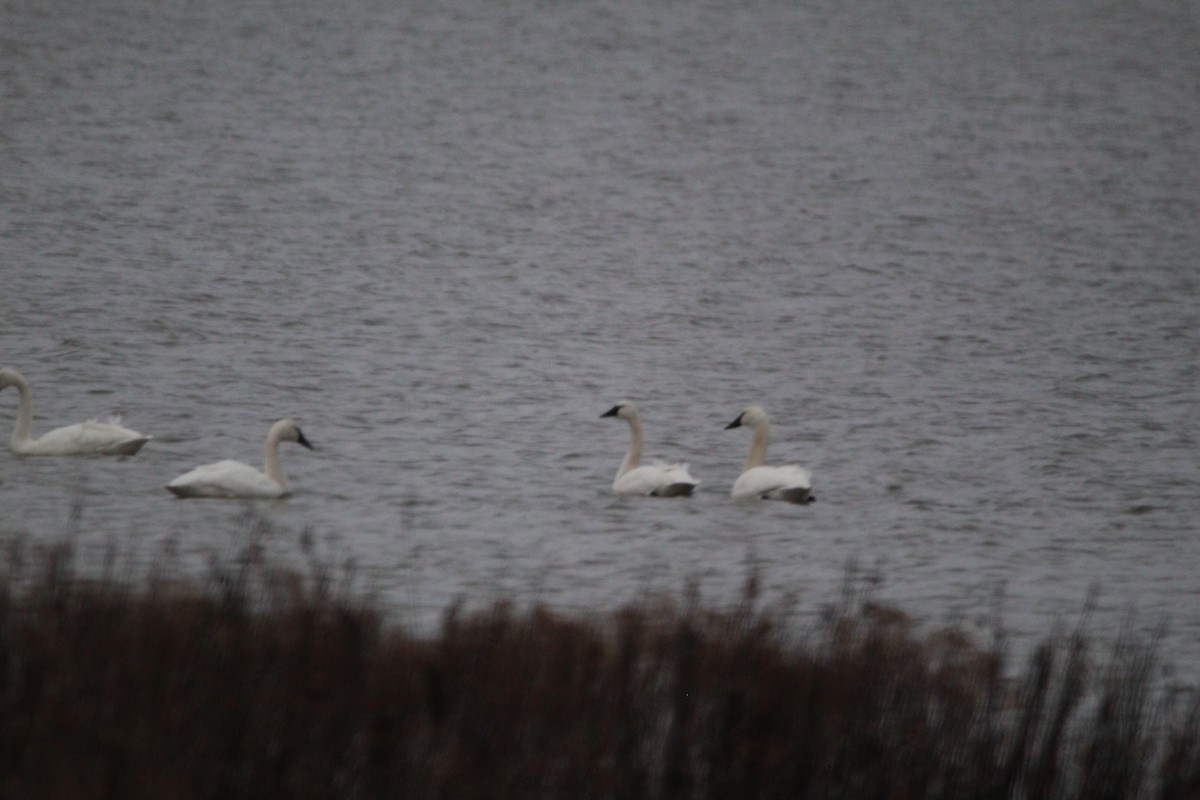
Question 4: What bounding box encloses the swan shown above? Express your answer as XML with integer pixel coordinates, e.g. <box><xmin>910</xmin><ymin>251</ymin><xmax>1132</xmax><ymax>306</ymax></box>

<box><xmin>725</xmin><ymin>406</ymin><xmax>815</xmax><ymax>504</ymax></box>
<box><xmin>166</xmin><ymin>419</ymin><xmax>314</xmax><ymax>499</ymax></box>
<box><xmin>601</xmin><ymin>401</ymin><xmax>698</xmax><ymax>497</ymax></box>
<box><xmin>0</xmin><ymin>367</ymin><xmax>150</xmax><ymax>456</ymax></box>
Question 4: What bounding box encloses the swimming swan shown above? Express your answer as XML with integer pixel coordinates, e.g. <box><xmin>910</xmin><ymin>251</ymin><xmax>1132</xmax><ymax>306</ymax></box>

<box><xmin>725</xmin><ymin>406</ymin><xmax>814</xmax><ymax>504</ymax></box>
<box><xmin>0</xmin><ymin>367</ymin><xmax>150</xmax><ymax>456</ymax></box>
<box><xmin>166</xmin><ymin>419</ymin><xmax>314</xmax><ymax>499</ymax></box>
<box><xmin>601</xmin><ymin>401</ymin><xmax>698</xmax><ymax>497</ymax></box>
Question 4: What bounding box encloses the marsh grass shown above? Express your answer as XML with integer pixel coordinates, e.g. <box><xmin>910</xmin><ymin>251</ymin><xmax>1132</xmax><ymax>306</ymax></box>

<box><xmin>0</xmin><ymin>535</ymin><xmax>1197</xmax><ymax>799</ymax></box>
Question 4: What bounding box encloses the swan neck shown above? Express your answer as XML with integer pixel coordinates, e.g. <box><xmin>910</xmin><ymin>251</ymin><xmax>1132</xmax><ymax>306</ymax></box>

<box><xmin>5</xmin><ymin>374</ymin><xmax>34</xmax><ymax>447</ymax></box>
<box><xmin>744</xmin><ymin>422</ymin><xmax>769</xmax><ymax>472</ymax></box>
<box><xmin>263</xmin><ymin>427</ymin><xmax>288</xmax><ymax>489</ymax></box>
<box><xmin>618</xmin><ymin>415</ymin><xmax>644</xmax><ymax>478</ymax></box>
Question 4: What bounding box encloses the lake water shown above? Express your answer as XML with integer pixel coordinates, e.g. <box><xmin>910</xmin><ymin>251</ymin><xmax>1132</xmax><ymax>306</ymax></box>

<box><xmin>2</xmin><ymin>0</ymin><xmax>1197</xmax><ymax>682</ymax></box>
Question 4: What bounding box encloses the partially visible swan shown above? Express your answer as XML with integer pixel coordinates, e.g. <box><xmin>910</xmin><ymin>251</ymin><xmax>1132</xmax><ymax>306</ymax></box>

<box><xmin>0</xmin><ymin>367</ymin><xmax>150</xmax><ymax>456</ymax></box>
<box><xmin>601</xmin><ymin>401</ymin><xmax>698</xmax><ymax>497</ymax></box>
<box><xmin>166</xmin><ymin>419</ymin><xmax>314</xmax><ymax>499</ymax></box>
<box><xmin>725</xmin><ymin>406</ymin><xmax>814</xmax><ymax>504</ymax></box>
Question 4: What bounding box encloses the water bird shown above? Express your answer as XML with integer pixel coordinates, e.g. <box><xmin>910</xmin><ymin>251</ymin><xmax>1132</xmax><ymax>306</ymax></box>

<box><xmin>166</xmin><ymin>419</ymin><xmax>314</xmax><ymax>498</ymax></box>
<box><xmin>601</xmin><ymin>401</ymin><xmax>698</xmax><ymax>497</ymax></box>
<box><xmin>725</xmin><ymin>406</ymin><xmax>814</xmax><ymax>503</ymax></box>
<box><xmin>0</xmin><ymin>367</ymin><xmax>150</xmax><ymax>456</ymax></box>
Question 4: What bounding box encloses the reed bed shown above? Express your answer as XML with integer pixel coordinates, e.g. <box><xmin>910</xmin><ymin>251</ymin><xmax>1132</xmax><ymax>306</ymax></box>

<box><xmin>0</xmin><ymin>535</ymin><xmax>1197</xmax><ymax>800</ymax></box>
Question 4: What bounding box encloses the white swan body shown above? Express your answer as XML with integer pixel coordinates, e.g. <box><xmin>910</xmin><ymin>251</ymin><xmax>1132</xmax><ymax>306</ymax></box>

<box><xmin>725</xmin><ymin>406</ymin><xmax>814</xmax><ymax>504</ymax></box>
<box><xmin>602</xmin><ymin>401</ymin><xmax>698</xmax><ymax>497</ymax></box>
<box><xmin>0</xmin><ymin>368</ymin><xmax>150</xmax><ymax>456</ymax></box>
<box><xmin>166</xmin><ymin>419</ymin><xmax>314</xmax><ymax>499</ymax></box>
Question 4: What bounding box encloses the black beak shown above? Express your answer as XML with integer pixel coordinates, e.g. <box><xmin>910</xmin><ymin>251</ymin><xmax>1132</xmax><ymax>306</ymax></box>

<box><xmin>601</xmin><ymin>406</ymin><xmax>621</xmax><ymax>418</ymax></box>
<box><xmin>296</xmin><ymin>429</ymin><xmax>315</xmax><ymax>450</ymax></box>
<box><xmin>724</xmin><ymin>415</ymin><xmax>743</xmax><ymax>430</ymax></box>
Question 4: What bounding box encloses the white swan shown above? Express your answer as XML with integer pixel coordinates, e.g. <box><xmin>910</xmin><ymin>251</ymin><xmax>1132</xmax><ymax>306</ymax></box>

<box><xmin>0</xmin><ymin>367</ymin><xmax>150</xmax><ymax>456</ymax></box>
<box><xmin>601</xmin><ymin>401</ymin><xmax>698</xmax><ymax>497</ymax></box>
<box><xmin>166</xmin><ymin>419</ymin><xmax>314</xmax><ymax>499</ymax></box>
<box><xmin>725</xmin><ymin>406</ymin><xmax>814</xmax><ymax>504</ymax></box>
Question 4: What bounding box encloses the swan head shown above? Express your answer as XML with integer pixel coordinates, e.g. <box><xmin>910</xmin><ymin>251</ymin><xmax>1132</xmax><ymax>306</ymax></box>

<box><xmin>725</xmin><ymin>405</ymin><xmax>768</xmax><ymax>430</ymax></box>
<box><xmin>274</xmin><ymin>419</ymin><xmax>315</xmax><ymax>450</ymax></box>
<box><xmin>601</xmin><ymin>400</ymin><xmax>638</xmax><ymax>421</ymax></box>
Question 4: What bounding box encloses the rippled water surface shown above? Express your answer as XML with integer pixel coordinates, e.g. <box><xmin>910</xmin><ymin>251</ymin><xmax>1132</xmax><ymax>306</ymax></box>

<box><xmin>3</xmin><ymin>0</ymin><xmax>1198</xmax><ymax>676</ymax></box>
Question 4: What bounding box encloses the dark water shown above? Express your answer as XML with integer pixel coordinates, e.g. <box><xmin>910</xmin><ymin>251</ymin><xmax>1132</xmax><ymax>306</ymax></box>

<box><xmin>2</xmin><ymin>0</ymin><xmax>1198</xmax><ymax>679</ymax></box>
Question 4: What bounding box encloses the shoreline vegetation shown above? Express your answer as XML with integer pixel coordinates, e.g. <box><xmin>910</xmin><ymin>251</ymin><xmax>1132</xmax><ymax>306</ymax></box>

<box><xmin>1</xmin><ymin>533</ymin><xmax>1198</xmax><ymax>799</ymax></box>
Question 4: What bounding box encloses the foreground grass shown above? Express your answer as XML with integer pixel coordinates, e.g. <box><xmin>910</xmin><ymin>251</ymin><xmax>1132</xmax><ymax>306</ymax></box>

<box><xmin>0</xmin><ymin>538</ymin><xmax>1198</xmax><ymax>799</ymax></box>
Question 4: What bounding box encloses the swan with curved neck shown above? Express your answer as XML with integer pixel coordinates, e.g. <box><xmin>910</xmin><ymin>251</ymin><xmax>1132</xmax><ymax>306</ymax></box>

<box><xmin>166</xmin><ymin>419</ymin><xmax>314</xmax><ymax>498</ymax></box>
<box><xmin>725</xmin><ymin>406</ymin><xmax>814</xmax><ymax>503</ymax></box>
<box><xmin>0</xmin><ymin>367</ymin><xmax>150</xmax><ymax>456</ymax></box>
<box><xmin>601</xmin><ymin>401</ymin><xmax>698</xmax><ymax>497</ymax></box>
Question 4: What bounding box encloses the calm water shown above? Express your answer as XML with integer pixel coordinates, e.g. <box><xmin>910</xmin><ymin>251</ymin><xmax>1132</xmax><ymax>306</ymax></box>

<box><xmin>2</xmin><ymin>0</ymin><xmax>1198</xmax><ymax>678</ymax></box>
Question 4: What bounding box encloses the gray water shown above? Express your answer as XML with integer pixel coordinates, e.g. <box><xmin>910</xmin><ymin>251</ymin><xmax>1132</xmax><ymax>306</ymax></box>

<box><xmin>2</xmin><ymin>0</ymin><xmax>1198</xmax><ymax>679</ymax></box>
